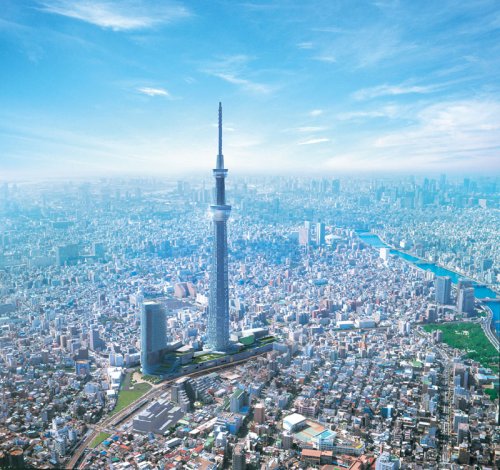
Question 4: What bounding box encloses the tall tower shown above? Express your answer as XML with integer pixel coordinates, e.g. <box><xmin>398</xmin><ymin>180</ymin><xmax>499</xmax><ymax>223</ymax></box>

<box><xmin>207</xmin><ymin>102</ymin><xmax>231</xmax><ymax>351</ymax></box>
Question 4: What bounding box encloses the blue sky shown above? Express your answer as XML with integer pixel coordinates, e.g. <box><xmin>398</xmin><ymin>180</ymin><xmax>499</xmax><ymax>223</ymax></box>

<box><xmin>1</xmin><ymin>0</ymin><xmax>499</xmax><ymax>178</ymax></box>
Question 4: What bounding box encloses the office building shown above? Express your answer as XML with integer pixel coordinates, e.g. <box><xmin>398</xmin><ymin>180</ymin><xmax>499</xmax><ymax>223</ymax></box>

<box><xmin>140</xmin><ymin>301</ymin><xmax>167</xmax><ymax>374</ymax></box>
<box><xmin>298</xmin><ymin>226</ymin><xmax>310</xmax><ymax>246</ymax></box>
<box><xmin>230</xmin><ymin>388</ymin><xmax>248</xmax><ymax>413</ymax></box>
<box><xmin>254</xmin><ymin>403</ymin><xmax>265</xmax><ymax>424</ymax></box>
<box><xmin>299</xmin><ymin>221</ymin><xmax>312</xmax><ymax>246</ymax></box>
<box><xmin>282</xmin><ymin>431</ymin><xmax>294</xmax><ymax>450</ymax></box>
<box><xmin>453</xmin><ymin>411</ymin><xmax>469</xmax><ymax>433</ymax></box>
<box><xmin>380</xmin><ymin>247</ymin><xmax>390</xmax><ymax>261</ymax></box>
<box><xmin>315</xmin><ymin>222</ymin><xmax>325</xmax><ymax>245</ymax></box>
<box><xmin>457</xmin><ymin>287</ymin><xmax>475</xmax><ymax>316</ymax></box>
<box><xmin>435</xmin><ymin>276</ymin><xmax>451</xmax><ymax>304</ymax></box>
<box><xmin>89</xmin><ymin>328</ymin><xmax>103</xmax><ymax>351</ymax></box>
<box><xmin>56</xmin><ymin>243</ymin><xmax>80</xmax><ymax>266</ymax></box>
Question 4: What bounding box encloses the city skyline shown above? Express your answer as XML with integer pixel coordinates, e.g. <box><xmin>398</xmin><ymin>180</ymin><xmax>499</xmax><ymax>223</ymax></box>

<box><xmin>0</xmin><ymin>169</ymin><xmax>498</xmax><ymax>467</ymax></box>
<box><xmin>1</xmin><ymin>0</ymin><xmax>500</xmax><ymax>178</ymax></box>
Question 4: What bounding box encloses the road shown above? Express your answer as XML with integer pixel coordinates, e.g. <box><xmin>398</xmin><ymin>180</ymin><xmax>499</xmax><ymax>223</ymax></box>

<box><xmin>66</xmin><ymin>352</ymin><xmax>268</xmax><ymax>469</ymax></box>
<box><xmin>478</xmin><ymin>308</ymin><xmax>500</xmax><ymax>351</ymax></box>
<box><xmin>417</xmin><ymin>327</ymin><xmax>454</xmax><ymax>464</ymax></box>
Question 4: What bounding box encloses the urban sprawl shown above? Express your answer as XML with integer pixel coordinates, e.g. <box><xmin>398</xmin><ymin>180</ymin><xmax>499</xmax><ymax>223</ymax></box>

<box><xmin>0</xmin><ymin>167</ymin><xmax>499</xmax><ymax>470</ymax></box>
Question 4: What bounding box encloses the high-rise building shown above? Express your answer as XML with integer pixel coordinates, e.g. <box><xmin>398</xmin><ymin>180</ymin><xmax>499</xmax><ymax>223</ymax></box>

<box><xmin>140</xmin><ymin>301</ymin><xmax>167</xmax><ymax>374</ymax></box>
<box><xmin>254</xmin><ymin>403</ymin><xmax>265</xmax><ymax>423</ymax></box>
<box><xmin>232</xmin><ymin>445</ymin><xmax>246</xmax><ymax>470</ymax></box>
<box><xmin>282</xmin><ymin>431</ymin><xmax>293</xmax><ymax>450</ymax></box>
<box><xmin>89</xmin><ymin>328</ymin><xmax>103</xmax><ymax>351</ymax></box>
<box><xmin>457</xmin><ymin>287</ymin><xmax>475</xmax><ymax>316</ymax></box>
<box><xmin>435</xmin><ymin>276</ymin><xmax>451</xmax><ymax>304</ymax></box>
<box><xmin>56</xmin><ymin>243</ymin><xmax>80</xmax><ymax>266</ymax></box>
<box><xmin>299</xmin><ymin>220</ymin><xmax>312</xmax><ymax>246</ymax></box>
<box><xmin>457</xmin><ymin>422</ymin><xmax>470</xmax><ymax>444</ymax></box>
<box><xmin>207</xmin><ymin>103</ymin><xmax>231</xmax><ymax>352</ymax></box>
<box><xmin>453</xmin><ymin>410</ymin><xmax>469</xmax><ymax>433</ymax></box>
<box><xmin>380</xmin><ymin>247</ymin><xmax>390</xmax><ymax>261</ymax></box>
<box><xmin>315</xmin><ymin>222</ymin><xmax>325</xmax><ymax>246</ymax></box>
<box><xmin>230</xmin><ymin>388</ymin><xmax>248</xmax><ymax>413</ymax></box>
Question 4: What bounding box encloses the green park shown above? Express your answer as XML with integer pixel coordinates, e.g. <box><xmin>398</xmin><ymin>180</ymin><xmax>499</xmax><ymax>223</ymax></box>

<box><xmin>423</xmin><ymin>322</ymin><xmax>499</xmax><ymax>374</ymax></box>
<box><xmin>110</xmin><ymin>371</ymin><xmax>152</xmax><ymax>416</ymax></box>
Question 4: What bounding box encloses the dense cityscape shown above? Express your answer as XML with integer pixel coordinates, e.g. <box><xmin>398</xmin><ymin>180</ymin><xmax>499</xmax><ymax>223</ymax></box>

<box><xmin>0</xmin><ymin>115</ymin><xmax>499</xmax><ymax>469</ymax></box>
<box><xmin>1</xmin><ymin>1</ymin><xmax>499</xmax><ymax>468</ymax></box>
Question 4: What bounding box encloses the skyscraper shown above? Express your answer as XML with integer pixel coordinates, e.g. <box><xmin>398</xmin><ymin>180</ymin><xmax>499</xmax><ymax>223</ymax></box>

<box><xmin>435</xmin><ymin>276</ymin><xmax>451</xmax><ymax>304</ymax></box>
<box><xmin>89</xmin><ymin>328</ymin><xmax>103</xmax><ymax>351</ymax></box>
<box><xmin>457</xmin><ymin>287</ymin><xmax>475</xmax><ymax>316</ymax></box>
<box><xmin>299</xmin><ymin>221</ymin><xmax>311</xmax><ymax>246</ymax></box>
<box><xmin>141</xmin><ymin>301</ymin><xmax>167</xmax><ymax>374</ymax></box>
<box><xmin>315</xmin><ymin>222</ymin><xmax>326</xmax><ymax>246</ymax></box>
<box><xmin>207</xmin><ymin>103</ymin><xmax>231</xmax><ymax>352</ymax></box>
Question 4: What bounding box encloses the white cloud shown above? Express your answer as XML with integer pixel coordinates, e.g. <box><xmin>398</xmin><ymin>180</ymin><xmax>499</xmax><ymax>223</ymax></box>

<box><xmin>297</xmin><ymin>126</ymin><xmax>327</xmax><ymax>132</ymax></box>
<box><xmin>374</xmin><ymin>100</ymin><xmax>500</xmax><ymax>153</ymax></box>
<box><xmin>297</xmin><ymin>42</ymin><xmax>314</xmax><ymax>49</ymax></box>
<box><xmin>299</xmin><ymin>137</ymin><xmax>330</xmax><ymax>145</ymax></box>
<box><xmin>312</xmin><ymin>55</ymin><xmax>336</xmax><ymax>63</ymax></box>
<box><xmin>311</xmin><ymin>26</ymin><xmax>346</xmax><ymax>34</ymax></box>
<box><xmin>325</xmin><ymin>99</ymin><xmax>500</xmax><ymax>172</ymax></box>
<box><xmin>137</xmin><ymin>87</ymin><xmax>171</xmax><ymax>97</ymax></box>
<box><xmin>212</xmin><ymin>73</ymin><xmax>273</xmax><ymax>94</ymax></box>
<box><xmin>309</xmin><ymin>109</ymin><xmax>324</xmax><ymax>117</ymax></box>
<box><xmin>353</xmin><ymin>83</ymin><xmax>439</xmax><ymax>100</ymax></box>
<box><xmin>37</xmin><ymin>0</ymin><xmax>190</xmax><ymax>31</ymax></box>
<box><xmin>336</xmin><ymin>107</ymin><xmax>400</xmax><ymax>121</ymax></box>
<box><xmin>202</xmin><ymin>55</ymin><xmax>275</xmax><ymax>94</ymax></box>
<box><xmin>309</xmin><ymin>25</ymin><xmax>414</xmax><ymax>69</ymax></box>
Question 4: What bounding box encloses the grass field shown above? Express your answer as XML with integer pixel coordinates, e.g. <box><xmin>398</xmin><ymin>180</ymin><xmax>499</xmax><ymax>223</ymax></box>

<box><xmin>90</xmin><ymin>432</ymin><xmax>110</xmax><ymax>448</ymax></box>
<box><xmin>423</xmin><ymin>322</ymin><xmax>499</xmax><ymax>373</ymax></box>
<box><xmin>192</xmin><ymin>353</ymin><xmax>224</xmax><ymax>364</ymax></box>
<box><xmin>110</xmin><ymin>381</ymin><xmax>152</xmax><ymax>416</ymax></box>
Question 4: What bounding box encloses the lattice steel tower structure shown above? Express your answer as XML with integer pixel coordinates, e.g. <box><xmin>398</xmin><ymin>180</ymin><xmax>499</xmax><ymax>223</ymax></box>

<box><xmin>207</xmin><ymin>102</ymin><xmax>231</xmax><ymax>351</ymax></box>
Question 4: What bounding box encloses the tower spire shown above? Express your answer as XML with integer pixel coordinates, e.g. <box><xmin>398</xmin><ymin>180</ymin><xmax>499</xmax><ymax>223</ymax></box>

<box><xmin>217</xmin><ymin>102</ymin><xmax>223</xmax><ymax>169</ymax></box>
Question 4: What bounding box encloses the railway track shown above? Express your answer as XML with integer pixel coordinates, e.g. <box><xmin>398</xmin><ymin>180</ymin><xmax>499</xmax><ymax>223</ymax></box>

<box><xmin>67</xmin><ymin>351</ymin><xmax>268</xmax><ymax>468</ymax></box>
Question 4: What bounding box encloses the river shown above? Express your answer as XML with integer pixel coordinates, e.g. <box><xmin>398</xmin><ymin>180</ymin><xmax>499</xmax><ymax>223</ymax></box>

<box><xmin>357</xmin><ymin>232</ymin><xmax>500</xmax><ymax>339</ymax></box>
